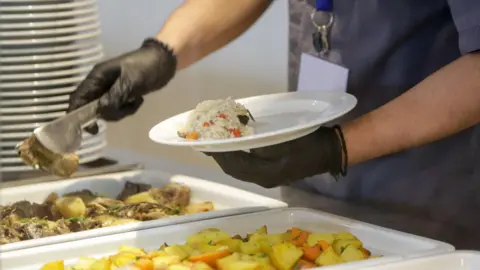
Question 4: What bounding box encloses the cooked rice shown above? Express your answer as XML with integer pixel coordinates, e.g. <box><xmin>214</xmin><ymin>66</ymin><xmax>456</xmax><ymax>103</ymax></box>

<box><xmin>178</xmin><ymin>97</ymin><xmax>254</xmax><ymax>140</ymax></box>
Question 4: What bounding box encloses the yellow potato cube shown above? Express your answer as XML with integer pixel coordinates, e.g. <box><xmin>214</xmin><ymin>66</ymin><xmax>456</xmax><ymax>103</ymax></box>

<box><xmin>269</xmin><ymin>243</ymin><xmax>303</xmax><ymax>270</ymax></box>
<box><xmin>307</xmin><ymin>233</ymin><xmax>335</xmax><ymax>246</ymax></box>
<box><xmin>315</xmin><ymin>247</ymin><xmax>343</xmax><ymax>266</ymax></box>
<box><xmin>340</xmin><ymin>245</ymin><xmax>367</xmax><ymax>262</ymax></box>
<box><xmin>41</xmin><ymin>261</ymin><xmax>64</xmax><ymax>270</ymax></box>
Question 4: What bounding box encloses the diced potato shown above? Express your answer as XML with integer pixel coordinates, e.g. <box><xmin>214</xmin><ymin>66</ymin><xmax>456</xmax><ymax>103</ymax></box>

<box><xmin>55</xmin><ymin>196</ymin><xmax>86</xmax><ymax>218</ymax></box>
<box><xmin>124</xmin><ymin>192</ymin><xmax>157</xmax><ymax>204</ymax></box>
<box><xmin>165</xmin><ymin>245</ymin><xmax>190</xmax><ymax>260</ymax></box>
<box><xmin>332</xmin><ymin>239</ymin><xmax>363</xmax><ymax>255</ymax></box>
<box><xmin>169</xmin><ymin>264</ymin><xmax>193</xmax><ymax>270</ymax></box>
<box><xmin>72</xmin><ymin>257</ymin><xmax>97</xmax><ymax>270</ymax></box>
<box><xmin>307</xmin><ymin>233</ymin><xmax>335</xmax><ymax>246</ymax></box>
<box><xmin>334</xmin><ymin>232</ymin><xmax>358</xmax><ymax>240</ymax></box>
<box><xmin>41</xmin><ymin>260</ymin><xmax>64</xmax><ymax>270</ymax></box>
<box><xmin>192</xmin><ymin>262</ymin><xmax>214</xmax><ymax>270</ymax></box>
<box><xmin>315</xmin><ymin>247</ymin><xmax>343</xmax><ymax>266</ymax></box>
<box><xmin>340</xmin><ymin>245</ymin><xmax>367</xmax><ymax>262</ymax></box>
<box><xmin>110</xmin><ymin>251</ymin><xmax>138</xmax><ymax>267</ymax></box>
<box><xmin>265</xmin><ymin>234</ymin><xmax>284</xmax><ymax>245</ymax></box>
<box><xmin>135</xmin><ymin>258</ymin><xmax>154</xmax><ymax>270</ymax></box>
<box><xmin>187</xmin><ymin>229</ymin><xmax>231</xmax><ymax>247</ymax></box>
<box><xmin>153</xmin><ymin>255</ymin><xmax>182</xmax><ymax>268</ymax></box>
<box><xmin>240</xmin><ymin>241</ymin><xmax>262</xmax><ymax>255</ymax></box>
<box><xmin>189</xmin><ymin>250</ymin><xmax>231</xmax><ymax>267</ymax></box>
<box><xmin>118</xmin><ymin>245</ymin><xmax>146</xmax><ymax>256</ymax></box>
<box><xmin>269</xmin><ymin>243</ymin><xmax>303</xmax><ymax>270</ymax></box>
<box><xmin>197</xmin><ymin>244</ymin><xmax>230</xmax><ymax>253</ymax></box>
<box><xmin>88</xmin><ymin>257</ymin><xmax>111</xmax><ymax>270</ymax></box>
<box><xmin>147</xmin><ymin>250</ymin><xmax>168</xmax><ymax>259</ymax></box>
<box><xmin>217</xmin><ymin>239</ymin><xmax>243</xmax><ymax>253</ymax></box>
<box><xmin>247</xmin><ymin>225</ymin><xmax>268</xmax><ymax>240</ymax></box>
<box><xmin>242</xmin><ymin>253</ymin><xmax>272</xmax><ymax>269</ymax></box>
<box><xmin>217</xmin><ymin>253</ymin><xmax>260</xmax><ymax>270</ymax></box>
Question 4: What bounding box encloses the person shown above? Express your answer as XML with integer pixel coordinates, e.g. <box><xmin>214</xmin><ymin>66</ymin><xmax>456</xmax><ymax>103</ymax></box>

<box><xmin>68</xmin><ymin>1</ymin><xmax>480</xmax><ymax>247</ymax></box>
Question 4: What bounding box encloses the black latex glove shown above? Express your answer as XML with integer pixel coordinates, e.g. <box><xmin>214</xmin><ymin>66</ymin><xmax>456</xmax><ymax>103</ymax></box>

<box><xmin>206</xmin><ymin>126</ymin><xmax>348</xmax><ymax>188</ymax></box>
<box><xmin>68</xmin><ymin>38</ymin><xmax>177</xmax><ymax>134</ymax></box>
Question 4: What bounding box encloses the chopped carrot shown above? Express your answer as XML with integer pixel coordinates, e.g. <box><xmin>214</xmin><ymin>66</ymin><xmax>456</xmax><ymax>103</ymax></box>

<box><xmin>360</xmin><ymin>247</ymin><xmax>371</xmax><ymax>257</ymax></box>
<box><xmin>294</xmin><ymin>259</ymin><xmax>317</xmax><ymax>269</ymax></box>
<box><xmin>302</xmin><ymin>244</ymin><xmax>322</xmax><ymax>261</ymax></box>
<box><xmin>135</xmin><ymin>258</ymin><xmax>154</xmax><ymax>270</ymax></box>
<box><xmin>317</xmin><ymin>240</ymin><xmax>329</xmax><ymax>252</ymax></box>
<box><xmin>189</xmin><ymin>250</ymin><xmax>231</xmax><ymax>268</ymax></box>
<box><xmin>290</xmin><ymin>228</ymin><xmax>310</xmax><ymax>247</ymax></box>
<box><xmin>232</xmin><ymin>129</ymin><xmax>241</xmax><ymax>137</ymax></box>
<box><xmin>186</xmin><ymin>132</ymin><xmax>199</xmax><ymax>140</ymax></box>
<box><xmin>203</xmin><ymin>122</ymin><xmax>210</xmax><ymax>127</ymax></box>
<box><xmin>218</xmin><ymin>113</ymin><xmax>227</xmax><ymax>119</ymax></box>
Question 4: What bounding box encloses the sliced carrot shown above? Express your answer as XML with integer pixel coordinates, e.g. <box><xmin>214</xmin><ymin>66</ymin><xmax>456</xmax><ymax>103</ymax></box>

<box><xmin>290</xmin><ymin>227</ymin><xmax>310</xmax><ymax>247</ymax></box>
<box><xmin>186</xmin><ymin>132</ymin><xmax>199</xmax><ymax>140</ymax></box>
<box><xmin>317</xmin><ymin>240</ymin><xmax>329</xmax><ymax>251</ymax></box>
<box><xmin>232</xmin><ymin>129</ymin><xmax>241</xmax><ymax>137</ymax></box>
<box><xmin>189</xmin><ymin>250</ymin><xmax>231</xmax><ymax>268</ymax></box>
<box><xmin>135</xmin><ymin>258</ymin><xmax>154</xmax><ymax>270</ymax></box>
<box><xmin>203</xmin><ymin>122</ymin><xmax>210</xmax><ymax>127</ymax></box>
<box><xmin>302</xmin><ymin>244</ymin><xmax>322</xmax><ymax>261</ymax></box>
<box><xmin>295</xmin><ymin>259</ymin><xmax>317</xmax><ymax>269</ymax></box>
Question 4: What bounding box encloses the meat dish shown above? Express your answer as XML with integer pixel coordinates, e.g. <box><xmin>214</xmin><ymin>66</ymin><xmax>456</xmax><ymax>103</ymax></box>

<box><xmin>0</xmin><ymin>182</ymin><xmax>214</xmax><ymax>245</ymax></box>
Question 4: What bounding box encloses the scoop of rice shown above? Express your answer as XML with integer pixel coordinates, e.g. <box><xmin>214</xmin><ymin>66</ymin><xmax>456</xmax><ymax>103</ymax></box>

<box><xmin>178</xmin><ymin>98</ymin><xmax>254</xmax><ymax>140</ymax></box>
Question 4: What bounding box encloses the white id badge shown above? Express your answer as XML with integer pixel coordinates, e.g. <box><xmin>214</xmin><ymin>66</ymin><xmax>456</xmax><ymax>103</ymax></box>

<box><xmin>297</xmin><ymin>53</ymin><xmax>349</xmax><ymax>92</ymax></box>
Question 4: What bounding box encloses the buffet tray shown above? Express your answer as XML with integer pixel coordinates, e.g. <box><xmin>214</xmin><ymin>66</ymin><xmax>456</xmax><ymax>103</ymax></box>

<box><xmin>0</xmin><ymin>169</ymin><xmax>287</xmax><ymax>252</ymax></box>
<box><xmin>358</xmin><ymin>251</ymin><xmax>480</xmax><ymax>270</ymax></box>
<box><xmin>0</xmin><ymin>208</ymin><xmax>454</xmax><ymax>270</ymax></box>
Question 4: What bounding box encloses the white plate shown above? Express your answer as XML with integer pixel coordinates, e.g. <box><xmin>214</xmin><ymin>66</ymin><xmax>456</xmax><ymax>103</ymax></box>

<box><xmin>0</xmin><ymin>39</ymin><xmax>98</xmax><ymax>55</ymax></box>
<box><xmin>0</xmin><ymin>103</ymin><xmax>68</xmax><ymax>114</ymax></box>
<box><xmin>0</xmin><ymin>85</ymin><xmax>76</xmax><ymax>97</ymax></box>
<box><xmin>0</xmin><ymin>44</ymin><xmax>101</xmax><ymax>63</ymax></box>
<box><xmin>0</xmin><ymin>141</ymin><xmax>107</xmax><ymax>164</ymax></box>
<box><xmin>0</xmin><ymin>0</ymin><xmax>94</xmax><ymax>12</ymax></box>
<box><xmin>0</xmin><ymin>65</ymin><xmax>93</xmax><ymax>80</ymax></box>
<box><xmin>0</xmin><ymin>14</ymin><xmax>97</xmax><ymax>30</ymax></box>
<box><xmin>357</xmin><ymin>251</ymin><xmax>480</xmax><ymax>270</ymax></box>
<box><xmin>0</xmin><ymin>21</ymin><xmax>100</xmax><ymax>38</ymax></box>
<box><xmin>0</xmin><ymin>95</ymin><xmax>69</xmax><ymax>106</ymax></box>
<box><xmin>0</xmin><ymin>52</ymin><xmax>102</xmax><ymax>72</ymax></box>
<box><xmin>0</xmin><ymin>6</ymin><xmax>95</xmax><ymax>20</ymax></box>
<box><xmin>0</xmin><ymin>29</ymin><xmax>101</xmax><ymax>46</ymax></box>
<box><xmin>149</xmin><ymin>91</ymin><xmax>357</xmax><ymax>152</ymax></box>
<box><xmin>0</xmin><ymin>170</ymin><xmax>286</xmax><ymax>251</ymax></box>
<box><xmin>0</xmin><ymin>207</ymin><xmax>453</xmax><ymax>268</ymax></box>
<box><xmin>0</xmin><ymin>74</ymin><xmax>85</xmax><ymax>89</ymax></box>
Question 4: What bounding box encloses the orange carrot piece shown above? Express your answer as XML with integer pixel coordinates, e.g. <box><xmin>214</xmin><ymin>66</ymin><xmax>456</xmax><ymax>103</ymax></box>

<box><xmin>186</xmin><ymin>132</ymin><xmax>199</xmax><ymax>140</ymax></box>
<box><xmin>189</xmin><ymin>250</ymin><xmax>231</xmax><ymax>268</ymax></box>
<box><xmin>290</xmin><ymin>228</ymin><xmax>310</xmax><ymax>247</ymax></box>
<box><xmin>135</xmin><ymin>258</ymin><xmax>154</xmax><ymax>270</ymax></box>
<box><xmin>302</xmin><ymin>244</ymin><xmax>322</xmax><ymax>261</ymax></box>
<box><xmin>317</xmin><ymin>240</ymin><xmax>329</xmax><ymax>251</ymax></box>
<box><xmin>295</xmin><ymin>259</ymin><xmax>317</xmax><ymax>269</ymax></box>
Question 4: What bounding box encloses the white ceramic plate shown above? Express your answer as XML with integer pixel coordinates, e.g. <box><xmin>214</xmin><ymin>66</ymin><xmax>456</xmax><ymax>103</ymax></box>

<box><xmin>0</xmin><ymin>95</ymin><xmax>69</xmax><ymax>106</ymax></box>
<box><xmin>0</xmin><ymin>21</ymin><xmax>100</xmax><ymax>39</ymax></box>
<box><xmin>0</xmin><ymin>29</ymin><xmax>101</xmax><ymax>46</ymax></box>
<box><xmin>0</xmin><ymin>52</ymin><xmax>102</xmax><ymax>72</ymax></box>
<box><xmin>149</xmin><ymin>91</ymin><xmax>357</xmax><ymax>152</ymax></box>
<box><xmin>0</xmin><ymin>141</ymin><xmax>107</xmax><ymax>164</ymax></box>
<box><xmin>0</xmin><ymin>14</ymin><xmax>97</xmax><ymax>30</ymax></box>
<box><xmin>0</xmin><ymin>39</ymin><xmax>98</xmax><ymax>55</ymax></box>
<box><xmin>0</xmin><ymin>65</ymin><xmax>93</xmax><ymax>80</ymax></box>
<box><xmin>0</xmin><ymin>44</ymin><xmax>101</xmax><ymax>63</ymax></box>
<box><xmin>0</xmin><ymin>103</ymin><xmax>68</xmax><ymax>115</ymax></box>
<box><xmin>0</xmin><ymin>6</ymin><xmax>95</xmax><ymax>20</ymax></box>
<box><xmin>0</xmin><ymin>85</ymin><xmax>76</xmax><ymax>98</ymax></box>
<box><xmin>0</xmin><ymin>0</ymin><xmax>94</xmax><ymax>12</ymax></box>
<box><xmin>0</xmin><ymin>74</ymin><xmax>85</xmax><ymax>89</ymax></box>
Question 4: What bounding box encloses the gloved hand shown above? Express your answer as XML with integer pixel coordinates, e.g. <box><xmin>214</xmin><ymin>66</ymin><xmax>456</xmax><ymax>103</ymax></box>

<box><xmin>68</xmin><ymin>38</ymin><xmax>177</xmax><ymax>134</ymax></box>
<box><xmin>206</xmin><ymin>126</ymin><xmax>348</xmax><ymax>188</ymax></box>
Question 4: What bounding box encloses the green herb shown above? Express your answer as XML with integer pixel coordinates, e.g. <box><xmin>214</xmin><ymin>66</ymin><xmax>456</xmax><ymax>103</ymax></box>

<box><xmin>208</xmin><ymin>240</ymin><xmax>213</xmax><ymax>245</ymax></box>
<box><xmin>67</xmin><ymin>217</ymin><xmax>86</xmax><ymax>222</ymax></box>
<box><xmin>340</xmin><ymin>244</ymin><xmax>350</xmax><ymax>254</ymax></box>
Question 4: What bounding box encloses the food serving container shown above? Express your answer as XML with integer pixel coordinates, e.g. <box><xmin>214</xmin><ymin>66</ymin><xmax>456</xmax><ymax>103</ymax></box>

<box><xmin>0</xmin><ymin>169</ymin><xmax>287</xmax><ymax>252</ymax></box>
<box><xmin>355</xmin><ymin>251</ymin><xmax>480</xmax><ymax>270</ymax></box>
<box><xmin>0</xmin><ymin>208</ymin><xmax>454</xmax><ymax>270</ymax></box>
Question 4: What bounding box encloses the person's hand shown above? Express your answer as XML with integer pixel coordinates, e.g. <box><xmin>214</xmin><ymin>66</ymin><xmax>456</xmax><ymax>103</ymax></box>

<box><xmin>68</xmin><ymin>38</ymin><xmax>177</xmax><ymax>133</ymax></box>
<box><xmin>206</xmin><ymin>126</ymin><xmax>347</xmax><ymax>188</ymax></box>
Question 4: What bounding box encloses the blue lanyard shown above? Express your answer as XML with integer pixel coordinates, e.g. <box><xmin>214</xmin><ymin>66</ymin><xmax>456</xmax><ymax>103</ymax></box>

<box><xmin>315</xmin><ymin>0</ymin><xmax>333</xmax><ymax>12</ymax></box>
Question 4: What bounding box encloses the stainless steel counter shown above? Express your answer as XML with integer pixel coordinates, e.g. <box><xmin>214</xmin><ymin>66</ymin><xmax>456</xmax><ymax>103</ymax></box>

<box><xmin>2</xmin><ymin>147</ymin><xmax>477</xmax><ymax>249</ymax></box>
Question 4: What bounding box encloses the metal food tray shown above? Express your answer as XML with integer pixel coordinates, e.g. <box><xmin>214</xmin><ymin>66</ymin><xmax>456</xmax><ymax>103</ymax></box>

<box><xmin>0</xmin><ymin>169</ymin><xmax>287</xmax><ymax>252</ymax></box>
<box><xmin>0</xmin><ymin>208</ymin><xmax>454</xmax><ymax>270</ymax></box>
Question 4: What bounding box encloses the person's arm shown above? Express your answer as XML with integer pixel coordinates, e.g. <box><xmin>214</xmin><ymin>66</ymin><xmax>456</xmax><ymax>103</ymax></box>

<box><xmin>344</xmin><ymin>52</ymin><xmax>480</xmax><ymax>165</ymax></box>
<box><xmin>156</xmin><ymin>0</ymin><xmax>272</xmax><ymax>69</ymax></box>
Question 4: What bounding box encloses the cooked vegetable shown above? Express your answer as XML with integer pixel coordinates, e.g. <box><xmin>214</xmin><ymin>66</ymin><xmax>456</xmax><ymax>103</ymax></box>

<box><xmin>41</xmin><ymin>226</ymin><xmax>376</xmax><ymax>270</ymax></box>
<box><xmin>54</xmin><ymin>196</ymin><xmax>86</xmax><ymax>219</ymax></box>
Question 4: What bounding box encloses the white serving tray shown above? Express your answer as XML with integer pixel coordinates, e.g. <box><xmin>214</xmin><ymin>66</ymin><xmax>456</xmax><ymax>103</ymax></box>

<box><xmin>0</xmin><ymin>169</ymin><xmax>287</xmax><ymax>252</ymax></box>
<box><xmin>0</xmin><ymin>208</ymin><xmax>454</xmax><ymax>270</ymax></box>
<box><xmin>357</xmin><ymin>251</ymin><xmax>480</xmax><ymax>270</ymax></box>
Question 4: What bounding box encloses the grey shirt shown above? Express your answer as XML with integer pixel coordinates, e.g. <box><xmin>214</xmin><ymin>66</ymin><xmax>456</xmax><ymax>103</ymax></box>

<box><xmin>287</xmin><ymin>0</ymin><xmax>480</xmax><ymax>247</ymax></box>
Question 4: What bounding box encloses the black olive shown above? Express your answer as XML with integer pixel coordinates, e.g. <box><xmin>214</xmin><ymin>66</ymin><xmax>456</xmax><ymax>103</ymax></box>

<box><xmin>237</xmin><ymin>115</ymin><xmax>250</xmax><ymax>125</ymax></box>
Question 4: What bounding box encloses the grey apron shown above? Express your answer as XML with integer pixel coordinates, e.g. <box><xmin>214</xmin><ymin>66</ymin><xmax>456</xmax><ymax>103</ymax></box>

<box><xmin>285</xmin><ymin>0</ymin><xmax>480</xmax><ymax>248</ymax></box>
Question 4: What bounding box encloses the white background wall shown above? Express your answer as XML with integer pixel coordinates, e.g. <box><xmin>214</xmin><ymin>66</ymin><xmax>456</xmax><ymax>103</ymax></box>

<box><xmin>97</xmin><ymin>0</ymin><xmax>288</xmax><ymax>168</ymax></box>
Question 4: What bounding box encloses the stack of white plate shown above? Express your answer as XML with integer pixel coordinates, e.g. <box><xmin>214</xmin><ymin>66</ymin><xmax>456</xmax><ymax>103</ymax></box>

<box><xmin>0</xmin><ymin>0</ymin><xmax>107</xmax><ymax>173</ymax></box>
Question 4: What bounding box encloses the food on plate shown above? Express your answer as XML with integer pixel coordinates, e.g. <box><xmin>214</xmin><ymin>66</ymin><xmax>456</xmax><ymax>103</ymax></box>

<box><xmin>177</xmin><ymin>98</ymin><xmax>255</xmax><ymax>140</ymax></box>
<box><xmin>0</xmin><ymin>182</ymin><xmax>214</xmax><ymax>245</ymax></box>
<box><xmin>40</xmin><ymin>226</ymin><xmax>378</xmax><ymax>270</ymax></box>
